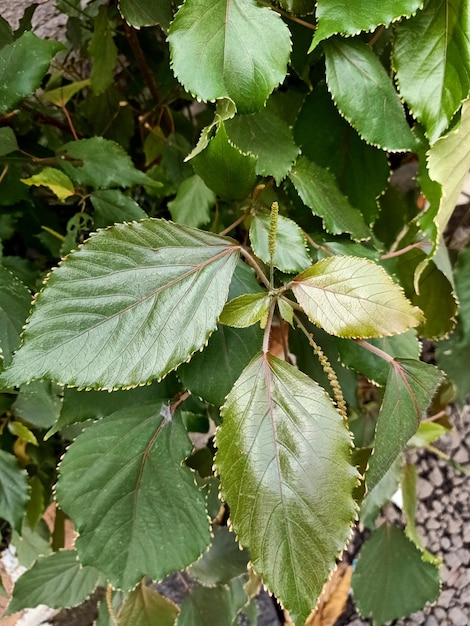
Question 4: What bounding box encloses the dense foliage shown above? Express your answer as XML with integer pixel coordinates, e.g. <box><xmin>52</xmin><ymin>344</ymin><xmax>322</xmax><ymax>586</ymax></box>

<box><xmin>0</xmin><ymin>1</ymin><xmax>469</xmax><ymax>624</ymax></box>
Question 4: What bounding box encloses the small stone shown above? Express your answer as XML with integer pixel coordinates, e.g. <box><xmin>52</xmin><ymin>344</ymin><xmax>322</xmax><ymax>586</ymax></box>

<box><xmin>452</xmin><ymin>535</ymin><xmax>463</xmax><ymax>549</ymax></box>
<box><xmin>448</xmin><ymin>519</ymin><xmax>462</xmax><ymax>534</ymax></box>
<box><xmin>454</xmin><ymin>447</ymin><xmax>469</xmax><ymax>464</ymax></box>
<box><xmin>438</xmin><ymin>588</ymin><xmax>454</xmax><ymax>608</ymax></box>
<box><xmin>442</xmin><ymin>537</ymin><xmax>451</xmax><ymax>550</ymax></box>
<box><xmin>424</xmin><ymin>616</ymin><xmax>439</xmax><ymax>626</ymax></box>
<box><xmin>463</xmin><ymin>526</ymin><xmax>470</xmax><ymax>543</ymax></box>
<box><xmin>444</xmin><ymin>551</ymin><xmax>462</xmax><ymax>569</ymax></box>
<box><xmin>419</xmin><ymin>478</ymin><xmax>434</xmax><ymax>499</ymax></box>
<box><xmin>432</xmin><ymin>499</ymin><xmax>443</xmax><ymax>514</ymax></box>
<box><xmin>427</xmin><ymin>519</ymin><xmax>441</xmax><ymax>530</ymax></box>
<box><xmin>459</xmin><ymin>549</ymin><xmax>470</xmax><ymax>566</ymax></box>
<box><xmin>430</xmin><ymin>465</ymin><xmax>444</xmax><ymax>487</ymax></box>
<box><xmin>449</xmin><ymin>606</ymin><xmax>468</xmax><ymax>626</ymax></box>
<box><xmin>434</xmin><ymin>607</ymin><xmax>447</xmax><ymax>621</ymax></box>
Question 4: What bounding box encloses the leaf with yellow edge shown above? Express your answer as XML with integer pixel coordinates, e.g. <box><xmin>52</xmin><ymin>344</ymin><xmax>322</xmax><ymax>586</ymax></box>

<box><xmin>21</xmin><ymin>167</ymin><xmax>75</xmax><ymax>202</ymax></box>
<box><xmin>40</xmin><ymin>79</ymin><xmax>91</xmax><ymax>107</ymax></box>
<box><xmin>117</xmin><ymin>583</ymin><xmax>179</xmax><ymax>626</ymax></box>
<box><xmin>219</xmin><ymin>293</ymin><xmax>271</xmax><ymax>328</ymax></box>
<box><xmin>291</xmin><ymin>256</ymin><xmax>422</xmax><ymax>338</ymax></box>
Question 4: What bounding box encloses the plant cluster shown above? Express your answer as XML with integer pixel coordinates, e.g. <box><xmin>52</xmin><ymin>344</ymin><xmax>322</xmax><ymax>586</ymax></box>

<box><xmin>0</xmin><ymin>1</ymin><xmax>469</xmax><ymax>624</ymax></box>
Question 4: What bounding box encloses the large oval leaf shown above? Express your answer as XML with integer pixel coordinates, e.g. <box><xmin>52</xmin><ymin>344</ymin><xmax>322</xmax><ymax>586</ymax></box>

<box><xmin>56</xmin><ymin>405</ymin><xmax>211</xmax><ymax>590</ymax></box>
<box><xmin>324</xmin><ymin>38</ymin><xmax>418</xmax><ymax>152</ymax></box>
<box><xmin>215</xmin><ymin>353</ymin><xmax>357</xmax><ymax>625</ymax></box>
<box><xmin>168</xmin><ymin>0</ymin><xmax>291</xmax><ymax>113</ymax></box>
<box><xmin>1</xmin><ymin>219</ymin><xmax>239</xmax><ymax>389</ymax></box>
<box><xmin>291</xmin><ymin>256</ymin><xmax>422</xmax><ymax>338</ymax></box>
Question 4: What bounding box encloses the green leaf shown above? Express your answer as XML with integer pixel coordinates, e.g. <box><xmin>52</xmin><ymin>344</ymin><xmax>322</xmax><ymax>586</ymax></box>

<box><xmin>311</xmin><ymin>0</ymin><xmax>422</xmax><ymax>49</ymax></box>
<box><xmin>336</xmin><ymin>331</ymin><xmax>420</xmax><ymax>386</ymax></box>
<box><xmin>119</xmin><ymin>0</ymin><xmax>173</xmax><ymax>30</ymax></box>
<box><xmin>219</xmin><ymin>293</ymin><xmax>271</xmax><ymax>328</ymax></box>
<box><xmin>56</xmin><ymin>406</ymin><xmax>211</xmax><ymax>589</ymax></box>
<box><xmin>324</xmin><ymin>38</ymin><xmax>418</xmax><ymax>152</ymax></box>
<box><xmin>215</xmin><ymin>353</ymin><xmax>357</xmax><ymax>624</ymax></box>
<box><xmin>191</xmin><ymin>123</ymin><xmax>257</xmax><ymax>201</ymax></box>
<box><xmin>294</xmin><ymin>86</ymin><xmax>389</xmax><ymax>225</ymax></box>
<box><xmin>394</xmin><ymin>0</ymin><xmax>470</xmax><ymax>143</ymax></box>
<box><xmin>280</xmin><ymin>0</ymin><xmax>314</xmax><ymax>14</ymax></box>
<box><xmin>0</xmin><ymin>127</ymin><xmax>18</xmax><ymax>156</ymax></box>
<box><xmin>59</xmin><ymin>137</ymin><xmax>158</xmax><ymax>190</ymax></box>
<box><xmin>21</xmin><ymin>167</ymin><xmax>75</xmax><ymax>202</ymax></box>
<box><xmin>89</xmin><ymin>6</ymin><xmax>118</xmax><ymax>96</ymax></box>
<box><xmin>168</xmin><ymin>0</ymin><xmax>291</xmax><ymax>113</ymax></box>
<box><xmin>7</xmin><ymin>550</ymin><xmax>103</xmax><ymax>614</ymax></box>
<box><xmin>168</xmin><ymin>175</ymin><xmax>215</xmax><ymax>228</ymax></box>
<box><xmin>0</xmin><ymin>449</ymin><xmax>29</xmax><ymax>532</ymax></box>
<box><xmin>12</xmin><ymin>381</ymin><xmax>62</xmax><ymax>429</ymax></box>
<box><xmin>178</xmin><ymin>262</ymin><xmax>264</xmax><ymax>406</ymax></box>
<box><xmin>407</xmin><ymin>421</ymin><xmax>449</xmax><ymax>447</ymax></box>
<box><xmin>0</xmin><ymin>266</ymin><xmax>31</xmax><ymax>367</ymax></box>
<box><xmin>90</xmin><ymin>189</ymin><xmax>147</xmax><ymax>227</ymax></box>
<box><xmin>188</xmin><ymin>526</ymin><xmax>249</xmax><ymax>585</ymax></box>
<box><xmin>0</xmin><ymin>32</ymin><xmax>62</xmax><ymax>114</ymax></box>
<box><xmin>291</xmin><ymin>256</ymin><xmax>422</xmax><ymax>338</ymax></box>
<box><xmin>8</xmin><ymin>421</ymin><xmax>38</xmax><ymax>445</ymax></box>
<box><xmin>25</xmin><ymin>475</ymin><xmax>46</xmax><ymax>530</ymax></box>
<box><xmin>117</xmin><ymin>584</ymin><xmax>179</xmax><ymax>626</ymax></box>
<box><xmin>249</xmin><ymin>212</ymin><xmax>311</xmax><ymax>273</ymax></box>
<box><xmin>424</xmin><ymin>97</ymin><xmax>470</xmax><ymax>243</ymax></box>
<box><xmin>289</xmin><ymin>157</ymin><xmax>371</xmax><ymax>240</ymax></box>
<box><xmin>40</xmin><ymin>79</ymin><xmax>91</xmax><ymax>107</ymax></box>
<box><xmin>12</xmin><ymin>521</ymin><xmax>52</xmax><ymax>568</ymax></box>
<box><xmin>177</xmin><ymin>578</ymin><xmax>249</xmax><ymax>626</ymax></box>
<box><xmin>1</xmin><ymin>220</ymin><xmax>239</xmax><ymax>389</ymax></box>
<box><xmin>352</xmin><ymin>524</ymin><xmax>440</xmax><ymax>625</ymax></box>
<box><xmin>366</xmin><ymin>359</ymin><xmax>442</xmax><ymax>490</ymax></box>
<box><xmin>360</xmin><ymin>457</ymin><xmax>404</xmax><ymax>529</ymax></box>
<box><xmin>225</xmin><ymin>109</ymin><xmax>299</xmax><ymax>183</ymax></box>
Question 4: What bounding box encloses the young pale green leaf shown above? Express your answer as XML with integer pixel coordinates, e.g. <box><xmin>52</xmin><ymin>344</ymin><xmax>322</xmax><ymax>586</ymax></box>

<box><xmin>394</xmin><ymin>0</ymin><xmax>470</xmax><ymax>144</ymax></box>
<box><xmin>294</xmin><ymin>86</ymin><xmax>389</xmax><ymax>225</ymax></box>
<box><xmin>336</xmin><ymin>331</ymin><xmax>420</xmax><ymax>386</ymax></box>
<box><xmin>0</xmin><ymin>127</ymin><xmax>18</xmax><ymax>156</ymax></box>
<box><xmin>188</xmin><ymin>526</ymin><xmax>249</xmax><ymax>586</ymax></box>
<box><xmin>168</xmin><ymin>175</ymin><xmax>215</xmax><ymax>228</ymax></box>
<box><xmin>21</xmin><ymin>167</ymin><xmax>75</xmax><ymax>202</ymax></box>
<box><xmin>119</xmin><ymin>0</ymin><xmax>173</xmax><ymax>29</ymax></box>
<box><xmin>59</xmin><ymin>137</ymin><xmax>158</xmax><ymax>190</ymax></box>
<box><xmin>352</xmin><ymin>525</ymin><xmax>440</xmax><ymax>625</ymax></box>
<box><xmin>0</xmin><ymin>449</ymin><xmax>29</xmax><ymax>532</ymax></box>
<box><xmin>289</xmin><ymin>157</ymin><xmax>371</xmax><ymax>240</ymax></box>
<box><xmin>0</xmin><ymin>32</ymin><xmax>62</xmax><ymax>114</ymax></box>
<box><xmin>178</xmin><ymin>262</ymin><xmax>264</xmax><ymax>406</ymax></box>
<box><xmin>12</xmin><ymin>381</ymin><xmax>62</xmax><ymax>429</ymax></box>
<box><xmin>89</xmin><ymin>6</ymin><xmax>118</xmax><ymax>95</ymax></box>
<box><xmin>324</xmin><ymin>38</ymin><xmax>418</xmax><ymax>152</ymax></box>
<box><xmin>117</xmin><ymin>584</ymin><xmax>179</xmax><ymax>626</ymax></box>
<box><xmin>311</xmin><ymin>0</ymin><xmax>422</xmax><ymax>49</ymax></box>
<box><xmin>1</xmin><ymin>220</ymin><xmax>239</xmax><ymax>389</ymax></box>
<box><xmin>280</xmin><ymin>0</ymin><xmax>314</xmax><ymax>14</ymax></box>
<box><xmin>225</xmin><ymin>109</ymin><xmax>299</xmax><ymax>183</ymax></box>
<box><xmin>291</xmin><ymin>256</ymin><xmax>422</xmax><ymax>338</ymax></box>
<box><xmin>40</xmin><ymin>79</ymin><xmax>91</xmax><ymax>107</ymax></box>
<box><xmin>249</xmin><ymin>212</ymin><xmax>311</xmax><ymax>273</ymax></box>
<box><xmin>366</xmin><ymin>359</ymin><xmax>442</xmax><ymax>490</ymax></box>
<box><xmin>407</xmin><ymin>421</ymin><xmax>449</xmax><ymax>448</ymax></box>
<box><xmin>215</xmin><ymin>353</ymin><xmax>358</xmax><ymax>625</ymax></box>
<box><xmin>8</xmin><ymin>421</ymin><xmax>38</xmax><ymax>445</ymax></box>
<box><xmin>191</xmin><ymin>123</ymin><xmax>257</xmax><ymax>201</ymax></box>
<box><xmin>56</xmin><ymin>406</ymin><xmax>211</xmax><ymax>589</ymax></box>
<box><xmin>177</xmin><ymin>578</ymin><xmax>249</xmax><ymax>626</ymax></box>
<box><xmin>0</xmin><ymin>266</ymin><xmax>31</xmax><ymax>367</ymax></box>
<box><xmin>7</xmin><ymin>550</ymin><xmax>103</xmax><ymax>615</ymax></box>
<box><xmin>168</xmin><ymin>0</ymin><xmax>291</xmax><ymax>113</ymax></box>
<box><xmin>219</xmin><ymin>293</ymin><xmax>271</xmax><ymax>328</ymax></box>
<box><xmin>90</xmin><ymin>189</ymin><xmax>147</xmax><ymax>227</ymax></box>
<box><xmin>423</xmin><ymin>98</ymin><xmax>470</xmax><ymax>244</ymax></box>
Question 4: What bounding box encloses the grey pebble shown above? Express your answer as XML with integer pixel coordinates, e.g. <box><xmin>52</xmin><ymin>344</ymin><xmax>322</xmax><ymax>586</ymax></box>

<box><xmin>442</xmin><ymin>537</ymin><xmax>451</xmax><ymax>550</ymax></box>
<box><xmin>429</xmin><ymin>466</ymin><xmax>444</xmax><ymax>488</ymax></box>
<box><xmin>434</xmin><ymin>606</ymin><xmax>447</xmax><ymax>621</ymax></box>
<box><xmin>438</xmin><ymin>588</ymin><xmax>455</xmax><ymax>608</ymax></box>
<box><xmin>419</xmin><ymin>478</ymin><xmax>434</xmax><ymax>499</ymax></box>
<box><xmin>448</xmin><ymin>520</ymin><xmax>462</xmax><ymax>535</ymax></box>
<box><xmin>427</xmin><ymin>518</ymin><xmax>441</xmax><ymax>530</ymax></box>
<box><xmin>449</xmin><ymin>606</ymin><xmax>468</xmax><ymax>626</ymax></box>
<box><xmin>444</xmin><ymin>551</ymin><xmax>461</xmax><ymax>569</ymax></box>
<box><xmin>424</xmin><ymin>616</ymin><xmax>439</xmax><ymax>626</ymax></box>
<box><xmin>459</xmin><ymin>549</ymin><xmax>470</xmax><ymax>566</ymax></box>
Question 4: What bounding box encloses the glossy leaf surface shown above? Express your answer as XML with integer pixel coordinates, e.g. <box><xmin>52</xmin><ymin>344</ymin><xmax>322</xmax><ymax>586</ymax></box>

<box><xmin>2</xmin><ymin>220</ymin><xmax>239</xmax><ymax>389</ymax></box>
<box><xmin>117</xmin><ymin>584</ymin><xmax>179</xmax><ymax>626</ymax></box>
<box><xmin>219</xmin><ymin>293</ymin><xmax>271</xmax><ymax>328</ymax></box>
<box><xmin>324</xmin><ymin>38</ymin><xmax>418</xmax><ymax>152</ymax></box>
<box><xmin>0</xmin><ymin>32</ymin><xmax>62</xmax><ymax>114</ymax></box>
<box><xmin>177</xmin><ymin>578</ymin><xmax>248</xmax><ymax>626</ymax></box>
<box><xmin>0</xmin><ymin>266</ymin><xmax>31</xmax><ymax>367</ymax></box>
<box><xmin>352</xmin><ymin>525</ymin><xmax>440</xmax><ymax>624</ymax></box>
<box><xmin>311</xmin><ymin>0</ymin><xmax>422</xmax><ymax>48</ymax></box>
<box><xmin>168</xmin><ymin>0</ymin><xmax>291</xmax><ymax>113</ymax></box>
<box><xmin>7</xmin><ymin>550</ymin><xmax>103</xmax><ymax>614</ymax></box>
<box><xmin>21</xmin><ymin>168</ymin><xmax>75</xmax><ymax>202</ymax></box>
<box><xmin>394</xmin><ymin>0</ymin><xmax>470</xmax><ymax>143</ymax></box>
<box><xmin>168</xmin><ymin>175</ymin><xmax>215</xmax><ymax>228</ymax></box>
<box><xmin>291</xmin><ymin>257</ymin><xmax>422</xmax><ymax>338</ymax></box>
<box><xmin>0</xmin><ymin>449</ymin><xmax>29</xmax><ymax>532</ymax></box>
<box><xmin>249</xmin><ymin>212</ymin><xmax>311</xmax><ymax>273</ymax></box>
<box><xmin>289</xmin><ymin>157</ymin><xmax>371</xmax><ymax>240</ymax></box>
<box><xmin>188</xmin><ymin>526</ymin><xmax>249</xmax><ymax>585</ymax></box>
<box><xmin>366</xmin><ymin>359</ymin><xmax>442</xmax><ymax>490</ymax></box>
<box><xmin>90</xmin><ymin>189</ymin><xmax>147</xmax><ymax>227</ymax></box>
<box><xmin>89</xmin><ymin>6</ymin><xmax>117</xmax><ymax>95</ymax></box>
<box><xmin>56</xmin><ymin>406</ymin><xmax>210</xmax><ymax>589</ymax></box>
<box><xmin>216</xmin><ymin>353</ymin><xmax>357</xmax><ymax>624</ymax></box>
<box><xmin>119</xmin><ymin>0</ymin><xmax>173</xmax><ymax>30</ymax></box>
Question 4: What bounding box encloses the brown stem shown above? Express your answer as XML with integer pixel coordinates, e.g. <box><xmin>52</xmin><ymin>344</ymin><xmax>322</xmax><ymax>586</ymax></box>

<box><xmin>380</xmin><ymin>241</ymin><xmax>428</xmax><ymax>260</ymax></box>
<box><xmin>219</xmin><ymin>211</ymin><xmax>247</xmax><ymax>237</ymax></box>
<box><xmin>303</xmin><ymin>231</ymin><xmax>332</xmax><ymax>255</ymax></box>
<box><xmin>124</xmin><ymin>23</ymin><xmax>160</xmax><ymax>104</ymax></box>
<box><xmin>355</xmin><ymin>339</ymin><xmax>395</xmax><ymax>363</ymax></box>
<box><xmin>263</xmin><ymin>302</ymin><xmax>277</xmax><ymax>353</ymax></box>
<box><xmin>368</xmin><ymin>25</ymin><xmax>385</xmax><ymax>47</ymax></box>
<box><xmin>240</xmin><ymin>247</ymin><xmax>272</xmax><ymax>289</ymax></box>
<box><xmin>259</xmin><ymin>1</ymin><xmax>316</xmax><ymax>30</ymax></box>
<box><xmin>52</xmin><ymin>506</ymin><xmax>66</xmax><ymax>551</ymax></box>
<box><xmin>62</xmin><ymin>105</ymin><xmax>78</xmax><ymax>141</ymax></box>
